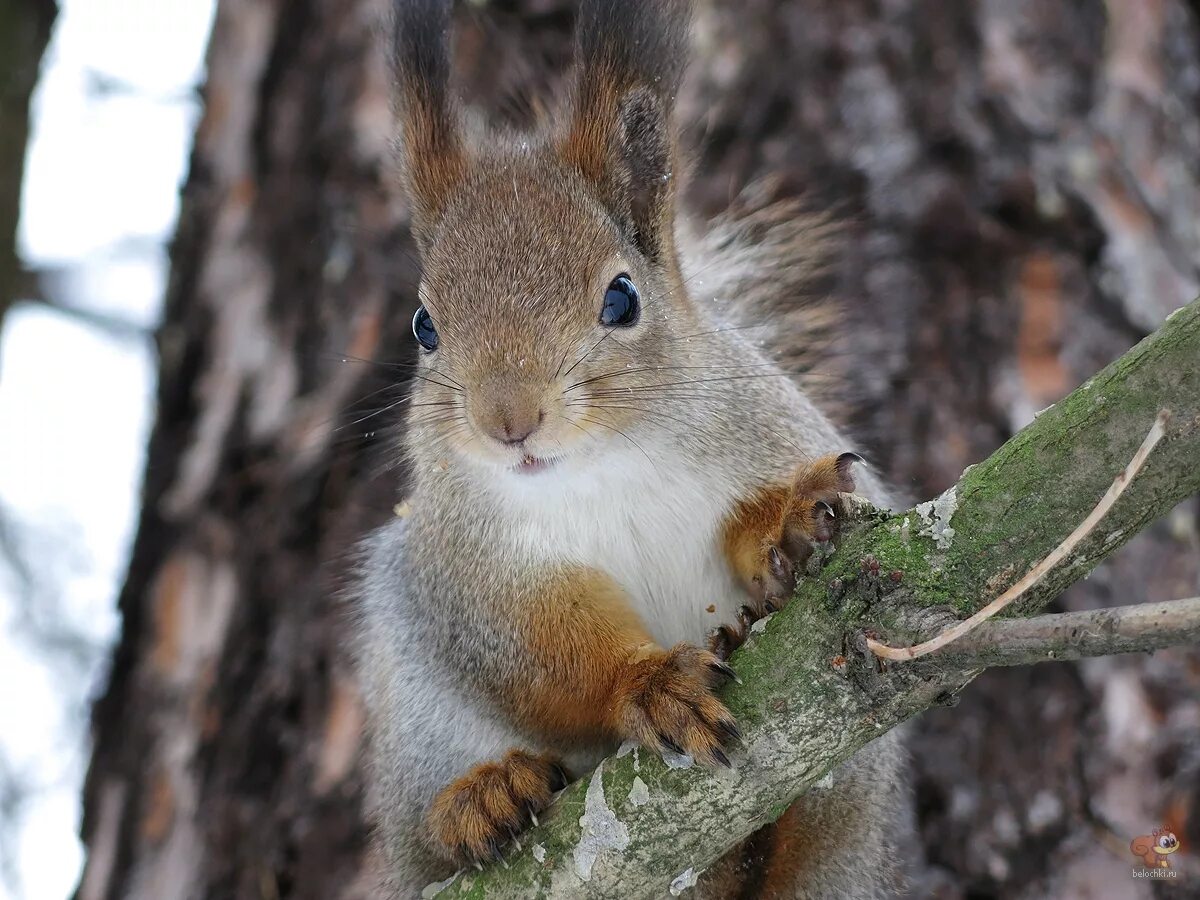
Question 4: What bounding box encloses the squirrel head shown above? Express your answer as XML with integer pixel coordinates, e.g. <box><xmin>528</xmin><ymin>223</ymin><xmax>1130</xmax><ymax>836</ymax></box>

<box><xmin>1152</xmin><ymin>827</ymin><xmax>1181</xmax><ymax>854</ymax></box>
<box><xmin>390</xmin><ymin>0</ymin><xmax>707</xmax><ymax>476</ymax></box>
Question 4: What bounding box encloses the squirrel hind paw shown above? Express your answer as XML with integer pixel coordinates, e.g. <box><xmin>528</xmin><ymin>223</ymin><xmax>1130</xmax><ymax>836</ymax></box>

<box><xmin>427</xmin><ymin>751</ymin><xmax>567</xmax><ymax>866</ymax></box>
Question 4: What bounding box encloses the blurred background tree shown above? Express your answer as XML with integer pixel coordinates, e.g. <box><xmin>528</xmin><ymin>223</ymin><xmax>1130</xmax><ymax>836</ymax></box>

<box><xmin>43</xmin><ymin>0</ymin><xmax>1200</xmax><ymax>898</ymax></box>
<box><xmin>0</xmin><ymin>0</ymin><xmax>56</xmax><ymax>339</ymax></box>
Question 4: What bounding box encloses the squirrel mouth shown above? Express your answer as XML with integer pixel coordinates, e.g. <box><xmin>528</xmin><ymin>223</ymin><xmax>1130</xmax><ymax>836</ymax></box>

<box><xmin>516</xmin><ymin>455</ymin><xmax>555</xmax><ymax>474</ymax></box>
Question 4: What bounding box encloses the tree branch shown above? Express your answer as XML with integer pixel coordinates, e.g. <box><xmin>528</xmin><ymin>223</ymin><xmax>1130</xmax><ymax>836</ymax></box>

<box><xmin>13</xmin><ymin>265</ymin><xmax>151</xmax><ymax>340</ymax></box>
<box><xmin>867</xmin><ymin>409</ymin><xmax>1169</xmax><ymax>660</ymax></box>
<box><xmin>432</xmin><ymin>298</ymin><xmax>1200</xmax><ymax>899</ymax></box>
<box><xmin>916</xmin><ymin>596</ymin><xmax>1200</xmax><ymax>669</ymax></box>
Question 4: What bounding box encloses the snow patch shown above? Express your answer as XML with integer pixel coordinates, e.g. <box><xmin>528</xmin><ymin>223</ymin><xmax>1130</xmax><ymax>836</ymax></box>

<box><xmin>573</xmin><ymin>762</ymin><xmax>630</xmax><ymax>881</ymax></box>
<box><xmin>532</xmin><ymin>843</ymin><xmax>547</xmax><ymax>863</ymax></box>
<box><xmin>914</xmin><ymin>485</ymin><xmax>958</xmax><ymax>550</ymax></box>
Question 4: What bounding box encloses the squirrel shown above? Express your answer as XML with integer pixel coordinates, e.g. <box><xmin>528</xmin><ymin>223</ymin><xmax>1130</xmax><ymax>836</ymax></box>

<box><xmin>353</xmin><ymin>0</ymin><xmax>911</xmax><ymax>896</ymax></box>
<box><xmin>1130</xmin><ymin>827</ymin><xmax>1180</xmax><ymax>868</ymax></box>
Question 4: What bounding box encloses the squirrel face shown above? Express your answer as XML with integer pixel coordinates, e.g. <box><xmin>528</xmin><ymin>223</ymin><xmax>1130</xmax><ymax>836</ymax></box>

<box><xmin>407</xmin><ymin>150</ymin><xmax>697</xmax><ymax>474</ymax></box>
<box><xmin>390</xmin><ymin>0</ymin><xmax>697</xmax><ymax>477</ymax></box>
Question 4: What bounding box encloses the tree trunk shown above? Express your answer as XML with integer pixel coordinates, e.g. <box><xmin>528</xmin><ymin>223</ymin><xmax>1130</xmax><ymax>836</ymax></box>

<box><xmin>78</xmin><ymin>2</ymin><xmax>1200</xmax><ymax>899</ymax></box>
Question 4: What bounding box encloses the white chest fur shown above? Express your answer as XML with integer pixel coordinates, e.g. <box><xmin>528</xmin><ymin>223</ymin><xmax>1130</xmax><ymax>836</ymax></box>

<box><xmin>496</xmin><ymin>444</ymin><xmax>749</xmax><ymax>646</ymax></box>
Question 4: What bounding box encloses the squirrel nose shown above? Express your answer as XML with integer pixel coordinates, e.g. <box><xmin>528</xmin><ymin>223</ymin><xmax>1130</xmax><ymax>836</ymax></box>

<box><xmin>488</xmin><ymin>407</ymin><xmax>544</xmax><ymax>446</ymax></box>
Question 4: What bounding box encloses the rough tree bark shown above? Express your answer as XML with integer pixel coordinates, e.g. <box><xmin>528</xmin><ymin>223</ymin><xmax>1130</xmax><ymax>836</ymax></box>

<box><xmin>78</xmin><ymin>2</ymin><xmax>1200</xmax><ymax>899</ymax></box>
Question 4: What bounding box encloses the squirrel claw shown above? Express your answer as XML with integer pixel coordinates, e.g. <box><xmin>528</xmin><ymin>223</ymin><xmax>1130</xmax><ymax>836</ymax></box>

<box><xmin>715</xmin><ymin>718</ymin><xmax>742</xmax><ymax>744</ymax></box>
<box><xmin>659</xmin><ymin>733</ymin><xmax>686</xmax><ymax>756</ymax></box>
<box><xmin>547</xmin><ymin>762</ymin><xmax>569</xmax><ymax>793</ymax></box>
<box><xmin>766</xmin><ymin>545</ymin><xmax>793</xmax><ymax>590</ymax></box>
<box><xmin>707</xmin><ymin>624</ymin><xmax>740</xmax><ymax>661</ymax></box>
<box><xmin>812</xmin><ymin>501</ymin><xmax>838</xmax><ymax>543</ymax></box>
<box><xmin>709</xmin><ymin>660</ymin><xmax>738</xmax><ymax>682</ymax></box>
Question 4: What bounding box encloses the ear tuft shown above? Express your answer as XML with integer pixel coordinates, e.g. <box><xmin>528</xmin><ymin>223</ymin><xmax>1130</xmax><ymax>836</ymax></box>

<box><xmin>389</xmin><ymin>0</ymin><xmax>466</xmax><ymax>245</ymax></box>
<box><xmin>618</xmin><ymin>88</ymin><xmax>674</xmax><ymax>255</ymax></box>
<box><xmin>561</xmin><ymin>0</ymin><xmax>692</xmax><ymax>257</ymax></box>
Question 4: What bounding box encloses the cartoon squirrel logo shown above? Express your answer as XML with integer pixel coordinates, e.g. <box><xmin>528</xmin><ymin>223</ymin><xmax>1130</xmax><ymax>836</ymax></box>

<box><xmin>1130</xmin><ymin>826</ymin><xmax>1181</xmax><ymax>868</ymax></box>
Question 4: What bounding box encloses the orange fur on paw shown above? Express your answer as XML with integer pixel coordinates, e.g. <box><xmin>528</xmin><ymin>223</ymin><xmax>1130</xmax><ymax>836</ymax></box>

<box><xmin>616</xmin><ymin>643</ymin><xmax>740</xmax><ymax>766</ymax></box>
<box><xmin>718</xmin><ymin>452</ymin><xmax>861</xmax><ymax>653</ymax></box>
<box><xmin>427</xmin><ymin>750</ymin><xmax>568</xmax><ymax>866</ymax></box>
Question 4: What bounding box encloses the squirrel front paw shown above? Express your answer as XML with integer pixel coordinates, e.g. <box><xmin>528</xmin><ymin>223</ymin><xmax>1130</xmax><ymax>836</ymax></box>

<box><xmin>767</xmin><ymin>450</ymin><xmax>859</xmax><ymax>592</ymax></box>
<box><xmin>754</xmin><ymin>450</ymin><xmax>860</xmax><ymax>602</ymax></box>
<box><xmin>427</xmin><ymin>750</ymin><xmax>568</xmax><ymax>866</ymax></box>
<box><xmin>617</xmin><ymin>643</ymin><xmax>740</xmax><ymax>767</ymax></box>
<box><xmin>713</xmin><ymin>452</ymin><xmax>861</xmax><ymax>660</ymax></box>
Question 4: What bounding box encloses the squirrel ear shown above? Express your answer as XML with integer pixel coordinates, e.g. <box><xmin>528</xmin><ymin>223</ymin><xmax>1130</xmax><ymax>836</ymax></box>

<box><xmin>560</xmin><ymin>0</ymin><xmax>692</xmax><ymax>258</ymax></box>
<box><xmin>390</xmin><ymin>0</ymin><xmax>466</xmax><ymax>246</ymax></box>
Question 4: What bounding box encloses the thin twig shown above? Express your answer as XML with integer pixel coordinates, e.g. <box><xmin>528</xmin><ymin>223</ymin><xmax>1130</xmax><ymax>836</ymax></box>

<box><xmin>868</xmin><ymin>409</ymin><xmax>1171</xmax><ymax>661</ymax></box>
<box><xmin>914</xmin><ymin>596</ymin><xmax>1200</xmax><ymax>668</ymax></box>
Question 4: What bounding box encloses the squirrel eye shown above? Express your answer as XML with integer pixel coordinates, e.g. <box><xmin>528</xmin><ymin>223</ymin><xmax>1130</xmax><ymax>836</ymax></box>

<box><xmin>412</xmin><ymin>305</ymin><xmax>439</xmax><ymax>352</ymax></box>
<box><xmin>600</xmin><ymin>275</ymin><xmax>640</xmax><ymax>327</ymax></box>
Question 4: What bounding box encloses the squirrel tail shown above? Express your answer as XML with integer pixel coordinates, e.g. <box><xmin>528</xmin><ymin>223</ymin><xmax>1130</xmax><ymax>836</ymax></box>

<box><xmin>682</xmin><ymin>180</ymin><xmax>849</xmax><ymax>410</ymax></box>
<box><xmin>1129</xmin><ymin>835</ymin><xmax>1154</xmax><ymax>865</ymax></box>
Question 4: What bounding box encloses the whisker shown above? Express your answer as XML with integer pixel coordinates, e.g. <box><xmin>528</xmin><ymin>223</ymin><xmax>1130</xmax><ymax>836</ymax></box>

<box><xmin>578</xmin><ymin>413</ymin><xmax>657</xmax><ymax>472</ymax></box>
<box><xmin>339</xmin><ymin>380</ymin><xmax>407</xmax><ymax>415</ymax></box>
<box><xmin>588</xmin><ymin>372</ymin><xmax>790</xmax><ymax>392</ymax></box>
<box><xmin>329</xmin><ymin>351</ymin><xmax>466</xmax><ymax>392</ymax></box>
<box><xmin>663</xmin><ymin>323</ymin><xmax>774</xmax><ymax>343</ymax></box>
<box><xmin>550</xmin><ymin>412</ymin><xmax>593</xmax><ymax>441</ymax></box>
<box><xmin>562</xmin><ymin>326</ymin><xmax>618</xmax><ymax>380</ymax></box>
<box><xmin>570</xmin><ymin>402</ymin><xmax>693</xmax><ymax>438</ymax></box>
<box><xmin>568</xmin><ymin>391</ymin><xmax>714</xmax><ymax>404</ymax></box>
<box><xmin>563</xmin><ymin>362</ymin><xmax>775</xmax><ymax>393</ymax></box>
<box><xmin>340</xmin><ymin>395</ymin><xmax>412</xmax><ymax>430</ymax></box>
